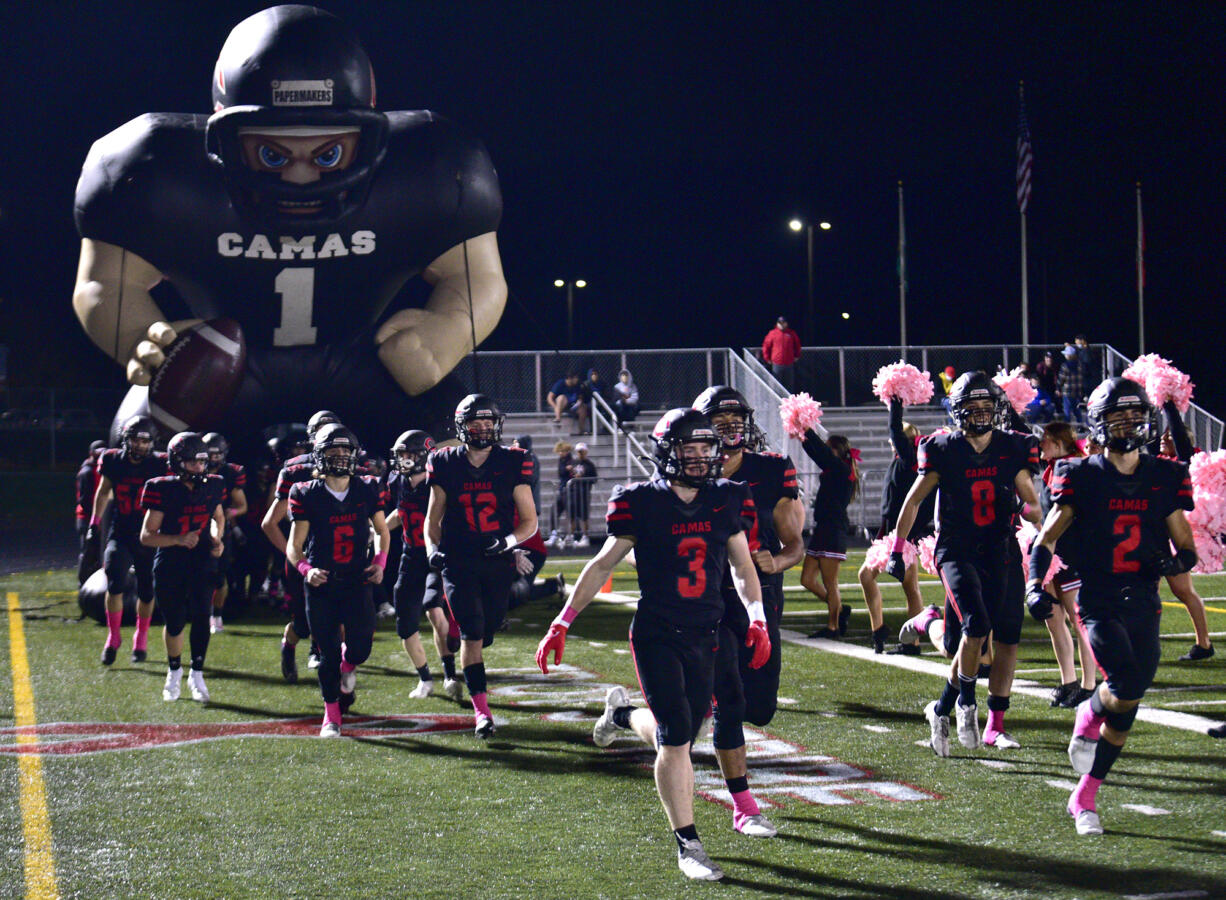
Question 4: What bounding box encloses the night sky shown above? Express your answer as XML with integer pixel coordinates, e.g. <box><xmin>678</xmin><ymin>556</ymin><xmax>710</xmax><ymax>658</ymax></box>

<box><xmin>3</xmin><ymin>1</ymin><xmax>1223</xmax><ymax>408</ymax></box>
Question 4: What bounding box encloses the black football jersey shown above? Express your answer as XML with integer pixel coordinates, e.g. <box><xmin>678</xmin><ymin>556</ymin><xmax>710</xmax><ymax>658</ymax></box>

<box><xmin>76</xmin><ymin>459</ymin><xmax>99</xmax><ymax>520</ymax></box>
<box><xmin>918</xmin><ymin>429</ymin><xmax>1039</xmax><ymax>562</ymax></box>
<box><xmin>139</xmin><ymin>474</ymin><xmax>224</xmax><ymax>556</ymax></box>
<box><xmin>99</xmin><ymin>449</ymin><xmax>169</xmax><ymax>543</ymax></box>
<box><xmin>215</xmin><ymin>462</ymin><xmax>246</xmax><ymax>507</ymax></box>
<box><xmin>426</xmin><ymin>445</ymin><xmax>534</xmax><ymax>553</ymax></box>
<box><xmin>275</xmin><ymin>463</ymin><xmax>316</xmax><ymax>502</ymax></box>
<box><xmin>395</xmin><ymin>477</ymin><xmax>431</xmax><ymax>551</ymax></box>
<box><xmin>288</xmin><ymin>477</ymin><xmax>381</xmax><ymax>575</ymax></box>
<box><xmin>75</xmin><ymin>111</ymin><xmax>500</xmax><ymax>349</ymax></box>
<box><xmin>1051</xmin><ymin>454</ymin><xmax>1193</xmax><ymax>605</ymax></box>
<box><xmin>725</xmin><ymin>451</ymin><xmax>799</xmax><ymax>562</ymax></box>
<box><xmin>607</xmin><ymin>477</ymin><xmax>753</xmax><ymax>628</ymax></box>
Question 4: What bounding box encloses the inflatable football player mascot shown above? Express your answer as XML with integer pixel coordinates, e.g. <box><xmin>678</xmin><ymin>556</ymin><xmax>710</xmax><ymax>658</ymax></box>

<box><xmin>73</xmin><ymin>4</ymin><xmax>505</xmax><ymax>453</ymax></box>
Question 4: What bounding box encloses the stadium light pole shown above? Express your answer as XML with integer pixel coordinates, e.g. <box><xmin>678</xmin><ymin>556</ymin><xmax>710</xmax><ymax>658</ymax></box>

<box><xmin>788</xmin><ymin>218</ymin><xmax>831</xmax><ymax>344</ymax></box>
<box><xmin>553</xmin><ymin>279</ymin><xmax>587</xmax><ymax>348</ymax></box>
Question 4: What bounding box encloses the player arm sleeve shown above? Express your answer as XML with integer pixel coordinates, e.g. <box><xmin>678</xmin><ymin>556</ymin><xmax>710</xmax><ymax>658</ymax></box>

<box><xmin>1165</xmin><ymin>401</ymin><xmax>1195</xmax><ymax>462</ymax></box>
<box><xmin>605</xmin><ymin>485</ymin><xmax>635</xmax><ymax>538</ymax></box>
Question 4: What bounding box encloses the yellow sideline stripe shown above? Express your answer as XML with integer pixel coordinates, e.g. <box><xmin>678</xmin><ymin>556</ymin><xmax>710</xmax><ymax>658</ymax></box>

<box><xmin>7</xmin><ymin>592</ymin><xmax>60</xmax><ymax>899</ymax></box>
<box><xmin>1163</xmin><ymin>600</ymin><xmax>1226</xmax><ymax>615</ymax></box>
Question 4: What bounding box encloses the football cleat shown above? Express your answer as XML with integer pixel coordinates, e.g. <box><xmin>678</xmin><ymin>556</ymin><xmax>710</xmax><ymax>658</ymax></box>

<box><xmin>677</xmin><ymin>838</ymin><xmax>724</xmax><ymax>881</ymax></box>
<box><xmin>320</xmin><ymin>721</ymin><xmax>342</xmax><ymax>739</ymax></box>
<box><xmin>1180</xmin><ymin>643</ymin><xmax>1215</xmax><ymax>661</ymax></box>
<box><xmin>556</xmin><ymin>571</ymin><xmax>568</xmax><ymax>598</ymax></box>
<box><xmin>209</xmin><ymin>615</ymin><xmax>224</xmax><ymax>634</ymax></box>
<box><xmin>340</xmin><ymin>668</ymin><xmax>357</xmax><ymax>695</ymax></box>
<box><xmin>886</xmin><ymin>642</ymin><xmax>921</xmax><ymax>656</ymax></box>
<box><xmin>871</xmin><ymin>625</ymin><xmax>889</xmax><ymax>654</ymax></box>
<box><xmin>733</xmin><ymin>812</ymin><xmax>778</xmax><ymax>838</ymax></box>
<box><xmin>130</xmin><ymin>648</ymin><xmax>147</xmax><ymax>664</ymax></box>
<box><xmin>443</xmin><ymin>677</ymin><xmax>465</xmax><ymax>703</ymax></box>
<box><xmin>281</xmin><ymin>644</ymin><xmax>298</xmax><ymax>683</ymax></box>
<box><xmin>162</xmin><ymin>668</ymin><xmax>182</xmax><ymax>702</ymax></box>
<box><xmin>899</xmin><ymin>605</ymin><xmax>940</xmax><ymax>645</ymax></box>
<box><xmin>593</xmin><ymin>685</ymin><xmax>630</xmax><ymax>747</ymax></box>
<box><xmin>409</xmin><ymin>678</ymin><xmax>434</xmax><ymax>699</ymax></box>
<box><xmin>187</xmin><ymin>669</ymin><xmax>210</xmax><ymax>703</ymax></box>
<box><xmin>807</xmin><ymin>627</ymin><xmax>839</xmax><ymax>640</ymax></box>
<box><xmin>1207</xmin><ymin>723</ymin><xmax>1226</xmax><ymax>739</ymax></box>
<box><xmin>377</xmin><ymin>601</ymin><xmax>396</xmax><ymax>619</ymax></box>
<box><xmin>475</xmin><ymin>713</ymin><xmax>496</xmax><ymax>739</ymax></box>
<box><xmin>955</xmin><ymin>702</ymin><xmax>981</xmax><ymax>749</ymax></box>
<box><xmin>924</xmin><ymin>701</ymin><xmax>950</xmax><ymax>757</ymax></box>
<box><xmin>544</xmin><ymin>531</ymin><xmax>559</xmax><ymax>548</ymax></box>
<box><xmin>983</xmin><ymin>729</ymin><xmax>1020</xmax><ymax>749</ymax></box>
<box><xmin>101</xmin><ymin>644</ymin><xmax>118</xmax><ymax>666</ymax></box>
<box><xmin>575</xmin><ymin>535</ymin><xmax>591</xmax><ymax>549</ymax></box>
<box><xmin>837</xmin><ymin>604</ymin><xmax>852</xmax><ymax>636</ymax></box>
<box><xmin>1069</xmin><ymin>806</ymin><xmax>1103</xmax><ymax>835</ymax></box>
<box><xmin>1050</xmin><ymin>682</ymin><xmax>1077</xmax><ymax>708</ymax></box>
<box><xmin>307</xmin><ymin>642</ymin><xmax>322</xmax><ymax>669</ymax></box>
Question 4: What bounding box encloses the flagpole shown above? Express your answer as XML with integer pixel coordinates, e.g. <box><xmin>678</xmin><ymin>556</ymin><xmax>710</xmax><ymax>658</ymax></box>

<box><xmin>1021</xmin><ymin>211</ymin><xmax>1029</xmax><ymax>349</ymax></box>
<box><xmin>898</xmin><ymin>180</ymin><xmax>907</xmax><ymax>352</ymax></box>
<box><xmin>1136</xmin><ymin>181</ymin><xmax>1145</xmax><ymax>355</ymax></box>
<box><xmin>1016</xmin><ymin>80</ymin><xmax>1032</xmax><ymax>353</ymax></box>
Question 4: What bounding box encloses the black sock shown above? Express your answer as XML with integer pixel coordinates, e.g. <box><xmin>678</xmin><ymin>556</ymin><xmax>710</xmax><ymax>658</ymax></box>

<box><xmin>987</xmin><ymin>693</ymin><xmax>1010</xmax><ymax>712</ymax></box>
<box><xmin>725</xmin><ymin>775</ymin><xmax>749</xmax><ymax>794</ymax></box>
<box><xmin>212</xmin><ymin>605</ymin><xmax>222</xmax><ymax>616</ymax></box>
<box><xmin>191</xmin><ymin>656</ymin><xmax>204</xmax><ymax>671</ymax></box>
<box><xmin>416</xmin><ymin>665</ymin><xmax>432</xmax><ymax>682</ymax></box>
<box><xmin>168</xmin><ymin>655</ymin><xmax>182</xmax><ymax>671</ymax></box>
<box><xmin>612</xmin><ymin>706</ymin><xmax>635</xmax><ymax>729</ymax></box>
<box><xmin>958</xmin><ymin>673</ymin><xmax>977</xmax><ymax>708</ymax></box>
<box><xmin>463</xmin><ymin>662</ymin><xmax>487</xmax><ymax>696</ymax></box>
<box><xmin>935</xmin><ymin>680</ymin><xmax>959</xmax><ymax>717</ymax></box>
<box><xmin>441</xmin><ymin>654</ymin><xmax>456</xmax><ymax>680</ymax></box>
<box><xmin>1089</xmin><ymin>737</ymin><xmax>1125</xmax><ymax>780</ymax></box>
<box><xmin>674</xmin><ymin>823</ymin><xmax>700</xmax><ymax>850</ymax></box>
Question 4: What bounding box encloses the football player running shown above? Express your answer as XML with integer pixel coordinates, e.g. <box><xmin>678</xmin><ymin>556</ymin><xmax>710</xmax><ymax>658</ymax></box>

<box><xmin>202</xmin><ymin>432</ymin><xmax>247</xmax><ymax>633</ymax></box>
<box><xmin>425</xmin><ymin>395</ymin><xmax>537</xmax><ymax>738</ymax></box>
<box><xmin>287</xmin><ymin>425</ymin><xmax>390</xmax><ymax>737</ymax></box>
<box><xmin>1028</xmin><ymin>378</ymin><xmax>1196</xmax><ymax>834</ymax></box>
<box><xmin>890</xmin><ymin>372</ymin><xmax>1041</xmax><ymax>756</ymax></box>
<box><xmin>535</xmin><ymin>409</ymin><xmax>771</xmax><ymax>882</ymax></box>
<box><xmin>139</xmin><ymin>433</ymin><xmax>226</xmax><ymax>703</ymax></box>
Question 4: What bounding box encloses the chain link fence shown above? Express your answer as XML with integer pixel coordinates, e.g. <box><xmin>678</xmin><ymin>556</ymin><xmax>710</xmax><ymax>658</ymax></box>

<box><xmin>0</xmin><ymin>387</ymin><xmax>124</xmax><ymax>470</ymax></box>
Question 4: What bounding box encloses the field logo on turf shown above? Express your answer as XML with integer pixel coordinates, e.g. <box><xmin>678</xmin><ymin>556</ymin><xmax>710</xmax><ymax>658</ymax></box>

<box><xmin>491</xmin><ymin>665</ymin><xmax>940</xmax><ymax>807</ymax></box>
<box><xmin>0</xmin><ymin>714</ymin><xmax>473</xmax><ymax>755</ymax></box>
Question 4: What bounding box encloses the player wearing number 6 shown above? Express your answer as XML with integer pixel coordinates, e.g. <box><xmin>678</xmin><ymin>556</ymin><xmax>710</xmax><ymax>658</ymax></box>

<box><xmin>1028</xmin><ymin>377</ymin><xmax>1195</xmax><ymax>835</ymax></box>
<box><xmin>891</xmin><ymin>372</ymin><xmax>1041</xmax><ymax>757</ymax></box>
<box><xmin>535</xmin><ymin>408</ymin><xmax>770</xmax><ymax>882</ymax></box>
<box><xmin>139</xmin><ymin>432</ymin><xmax>226</xmax><ymax>705</ymax></box>
<box><xmin>72</xmin><ymin>5</ymin><xmax>505</xmax><ymax>455</ymax></box>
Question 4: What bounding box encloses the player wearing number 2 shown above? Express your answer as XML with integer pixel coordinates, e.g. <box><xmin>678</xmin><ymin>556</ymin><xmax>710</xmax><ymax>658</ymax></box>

<box><xmin>890</xmin><ymin>372</ymin><xmax>1041</xmax><ymax>757</ymax></box>
<box><xmin>72</xmin><ymin>5</ymin><xmax>505</xmax><ymax>453</ymax></box>
<box><xmin>1028</xmin><ymin>377</ymin><xmax>1195</xmax><ymax>835</ymax></box>
<box><xmin>425</xmin><ymin>394</ymin><xmax>537</xmax><ymax>739</ymax></box>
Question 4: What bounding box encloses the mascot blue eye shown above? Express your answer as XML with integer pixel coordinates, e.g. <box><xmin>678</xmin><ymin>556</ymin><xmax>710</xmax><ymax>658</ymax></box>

<box><xmin>315</xmin><ymin>145</ymin><xmax>343</xmax><ymax>168</ymax></box>
<box><xmin>257</xmin><ymin>146</ymin><xmax>288</xmax><ymax>168</ymax></box>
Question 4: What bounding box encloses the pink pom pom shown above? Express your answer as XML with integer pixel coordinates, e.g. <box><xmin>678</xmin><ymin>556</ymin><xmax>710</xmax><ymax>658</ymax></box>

<box><xmin>779</xmin><ymin>393</ymin><xmax>823</xmax><ymax>440</ymax></box>
<box><xmin>872</xmin><ymin>362</ymin><xmax>935</xmax><ymax>407</ymax></box>
<box><xmin>917</xmin><ymin>534</ymin><xmax>938</xmax><ymax>576</ymax></box>
<box><xmin>1122</xmin><ymin>353</ymin><xmax>1195</xmax><ymax>413</ymax></box>
<box><xmin>863</xmin><ymin>534</ymin><xmax>918</xmax><ymax>573</ymax></box>
<box><xmin>1190</xmin><ymin>522</ymin><xmax>1226</xmax><ymax>574</ymax></box>
<box><xmin>1188</xmin><ymin>450</ymin><xmax>1226</xmax><ymax>535</ymax></box>
<box><xmin>993</xmin><ymin>367</ymin><xmax>1038</xmax><ymax>415</ymax></box>
<box><xmin>1015</xmin><ymin>521</ymin><xmax>1063</xmax><ymax>585</ymax></box>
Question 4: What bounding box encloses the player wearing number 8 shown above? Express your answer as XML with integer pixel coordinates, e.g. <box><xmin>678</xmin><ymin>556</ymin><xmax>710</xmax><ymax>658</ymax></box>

<box><xmin>139</xmin><ymin>432</ymin><xmax>227</xmax><ymax>704</ymax></box>
<box><xmin>425</xmin><ymin>394</ymin><xmax>538</xmax><ymax>739</ymax></box>
<box><xmin>287</xmin><ymin>424</ymin><xmax>390</xmax><ymax>737</ymax></box>
<box><xmin>891</xmin><ymin>372</ymin><xmax>1042</xmax><ymax>757</ymax></box>
<box><xmin>1030</xmin><ymin>377</ymin><xmax>1196</xmax><ymax>835</ymax></box>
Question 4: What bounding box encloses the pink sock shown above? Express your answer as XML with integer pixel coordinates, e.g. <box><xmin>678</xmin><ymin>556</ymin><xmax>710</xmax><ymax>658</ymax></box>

<box><xmin>1068</xmin><ymin>774</ymin><xmax>1102</xmax><ymax>814</ymax></box>
<box><xmin>986</xmin><ymin>709</ymin><xmax>1005</xmax><ymax>735</ymax></box>
<box><xmin>1074</xmin><ymin>700</ymin><xmax>1105</xmax><ymax>741</ymax></box>
<box><xmin>324</xmin><ymin>701</ymin><xmax>342</xmax><ymax>725</ymax></box>
<box><xmin>133</xmin><ymin>615</ymin><xmax>151</xmax><ymax>652</ymax></box>
<box><xmin>340</xmin><ymin>641</ymin><xmax>349</xmax><ymax>668</ymax></box>
<box><xmin>105</xmin><ymin>610</ymin><xmax>122</xmax><ymax>648</ymax></box>
<box><xmin>730</xmin><ymin>789</ymin><xmax>761</xmax><ymax>820</ymax></box>
<box><xmin>340</xmin><ymin>659</ymin><xmax>356</xmax><ymax>675</ymax></box>
<box><xmin>471</xmin><ymin>692</ymin><xmax>492</xmax><ymax>719</ymax></box>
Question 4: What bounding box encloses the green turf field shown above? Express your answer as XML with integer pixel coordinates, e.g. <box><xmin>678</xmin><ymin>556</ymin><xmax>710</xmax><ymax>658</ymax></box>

<box><xmin>3</xmin><ymin>553</ymin><xmax>1225</xmax><ymax>899</ymax></box>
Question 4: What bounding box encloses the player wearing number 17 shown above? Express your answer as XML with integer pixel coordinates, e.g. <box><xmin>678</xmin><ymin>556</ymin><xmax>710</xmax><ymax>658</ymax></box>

<box><xmin>1029</xmin><ymin>377</ymin><xmax>1195</xmax><ymax>835</ymax></box>
<box><xmin>535</xmin><ymin>409</ymin><xmax>771</xmax><ymax>882</ymax></box>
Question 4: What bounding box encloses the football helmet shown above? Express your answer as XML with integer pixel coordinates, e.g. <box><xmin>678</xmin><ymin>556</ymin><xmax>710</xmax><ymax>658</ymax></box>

<box><xmin>202</xmin><ymin>432</ymin><xmax>229</xmax><ymax>471</ymax></box>
<box><xmin>391</xmin><ymin>429</ymin><xmax>435</xmax><ymax>475</ymax></box>
<box><xmin>651</xmin><ymin>408</ymin><xmax>722</xmax><ymax>488</ymax></box>
<box><xmin>692</xmin><ymin>386</ymin><xmax>754</xmax><ymax>451</ymax></box>
<box><xmin>275</xmin><ymin>429</ymin><xmax>311</xmax><ymax>464</ymax></box>
<box><xmin>948</xmin><ymin>372</ymin><xmax>1009</xmax><ymax>436</ymax></box>
<box><xmin>1087</xmin><ymin>377</ymin><xmax>1158</xmax><ymax>453</ymax></box>
<box><xmin>205</xmin><ymin>5</ymin><xmax>389</xmax><ymax>227</ymax></box>
<box><xmin>306</xmin><ymin>409</ymin><xmax>342</xmax><ymax>439</ymax></box>
<box><xmin>121</xmin><ymin>415</ymin><xmax>158</xmax><ymax>460</ymax></box>
<box><xmin>168</xmin><ymin>432</ymin><xmax>210</xmax><ymax>485</ymax></box>
<box><xmin>455</xmin><ymin>394</ymin><xmax>504</xmax><ymax>449</ymax></box>
<box><xmin>313</xmin><ymin>423</ymin><xmax>361</xmax><ymax>477</ymax></box>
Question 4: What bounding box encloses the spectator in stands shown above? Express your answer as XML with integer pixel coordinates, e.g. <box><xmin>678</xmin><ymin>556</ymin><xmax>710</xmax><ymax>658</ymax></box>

<box><xmin>548</xmin><ymin>371</ymin><xmax>590</xmax><ymax>434</ymax></box>
<box><xmin>1025</xmin><ymin>375</ymin><xmax>1055</xmax><ymax>424</ymax></box>
<box><xmin>1074</xmin><ymin>334</ymin><xmax>1094</xmax><ymax>385</ymax></box>
<box><xmin>512</xmin><ymin>435</ymin><xmax>542</xmax><ymax>516</ymax></box>
<box><xmin>761</xmin><ymin>315</ymin><xmax>801</xmax><ymax>390</ymax></box>
<box><xmin>566</xmin><ymin>442</ymin><xmax>598</xmax><ymax>548</ymax></box>
<box><xmin>545</xmin><ymin>441</ymin><xmax>573</xmax><ymax>547</ymax></box>
<box><xmin>1056</xmin><ymin>344</ymin><xmax>1086</xmax><ymax>424</ymax></box>
<box><xmin>612</xmin><ymin>368</ymin><xmax>640</xmax><ymax>425</ymax></box>
<box><xmin>584</xmin><ymin>368</ymin><xmax>611</xmax><ymax>408</ymax></box>
<box><xmin>939</xmin><ymin>365</ymin><xmax>957</xmax><ymax>418</ymax></box>
<box><xmin>1033</xmin><ymin>350</ymin><xmax>1060</xmax><ymax>397</ymax></box>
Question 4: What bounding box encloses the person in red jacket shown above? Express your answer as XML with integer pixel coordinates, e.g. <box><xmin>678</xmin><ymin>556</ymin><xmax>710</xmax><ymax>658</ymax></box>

<box><xmin>761</xmin><ymin>316</ymin><xmax>801</xmax><ymax>390</ymax></box>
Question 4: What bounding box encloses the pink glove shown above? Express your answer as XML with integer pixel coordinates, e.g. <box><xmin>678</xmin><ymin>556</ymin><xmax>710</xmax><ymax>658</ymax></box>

<box><xmin>745</xmin><ymin>621</ymin><xmax>771</xmax><ymax>669</ymax></box>
<box><xmin>536</xmin><ymin>623</ymin><xmax>568</xmax><ymax>674</ymax></box>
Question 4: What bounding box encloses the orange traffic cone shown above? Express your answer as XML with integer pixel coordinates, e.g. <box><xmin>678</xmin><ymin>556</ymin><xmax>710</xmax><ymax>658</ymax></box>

<box><xmin>600</xmin><ymin>574</ymin><xmax>614</xmax><ymax>593</ymax></box>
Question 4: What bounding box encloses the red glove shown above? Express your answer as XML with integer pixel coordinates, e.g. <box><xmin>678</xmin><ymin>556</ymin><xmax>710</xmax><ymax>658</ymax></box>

<box><xmin>536</xmin><ymin>623</ymin><xmax>569</xmax><ymax>674</ymax></box>
<box><xmin>745</xmin><ymin>621</ymin><xmax>771</xmax><ymax>669</ymax></box>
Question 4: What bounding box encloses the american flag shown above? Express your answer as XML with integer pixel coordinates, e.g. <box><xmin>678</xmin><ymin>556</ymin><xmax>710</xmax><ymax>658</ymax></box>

<box><xmin>1016</xmin><ymin>83</ymin><xmax>1033</xmax><ymax>214</ymax></box>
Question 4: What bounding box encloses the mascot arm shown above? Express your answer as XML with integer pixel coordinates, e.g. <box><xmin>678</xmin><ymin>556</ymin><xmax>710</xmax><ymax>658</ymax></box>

<box><xmin>72</xmin><ymin>238</ymin><xmax>202</xmax><ymax>386</ymax></box>
<box><xmin>375</xmin><ymin>231</ymin><xmax>507</xmax><ymax>396</ymax></box>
